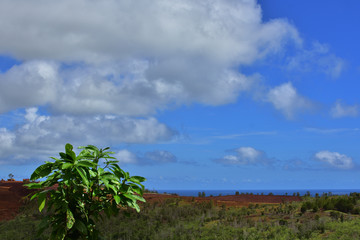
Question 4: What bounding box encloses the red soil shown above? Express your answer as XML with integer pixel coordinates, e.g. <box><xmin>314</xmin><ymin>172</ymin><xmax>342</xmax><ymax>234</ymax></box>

<box><xmin>0</xmin><ymin>181</ymin><xmax>35</xmax><ymax>221</ymax></box>
<box><xmin>0</xmin><ymin>182</ymin><xmax>302</xmax><ymax>221</ymax></box>
<box><xmin>144</xmin><ymin>193</ymin><xmax>301</xmax><ymax>207</ymax></box>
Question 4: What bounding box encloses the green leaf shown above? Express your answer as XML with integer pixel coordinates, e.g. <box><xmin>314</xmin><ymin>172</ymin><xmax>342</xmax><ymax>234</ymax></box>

<box><xmin>114</xmin><ymin>195</ymin><xmax>120</xmax><ymax>204</ymax></box>
<box><xmin>133</xmin><ymin>202</ymin><xmax>140</xmax><ymax>212</ymax></box>
<box><xmin>50</xmin><ymin>157</ymin><xmax>61</xmax><ymax>161</ymax></box>
<box><xmin>30</xmin><ymin>192</ymin><xmax>39</xmax><ymax>201</ymax></box>
<box><xmin>102</xmin><ymin>179</ymin><xmax>109</xmax><ymax>189</ymax></box>
<box><xmin>114</xmin><ymin>168</ymin><xmax>125</xmax><ymax>179</ymax></box>
<box><xmin>38</xmin><ymin>193</ymin><xmax>46</xmax><ymax>212</ymax></box>
<box><xmin>129</xmin><ymin>193</ymin><xmax>146</xmax><ymax>202</ymax></box>
<box><xmin>65</xmin><ymin>143</ymin><xmax>76</xmax><ymax>161</ymax></box>
<box><xmin>98</xmin><ymin>167</ymin><xmax>104</xmax><ymax>175</ymax></box>
<box><xmin>105</xmin><ymin>160</ymin><xmax>119</xmax><ymax>165</ymax></box>
<box><xmin>66</xmin><ymin>209</ymin><xmax>75</xmax><ymax>230</ymax></box>
<box><xmin>119</xmin><ymin>184</ymin><xmax>130</xmax><ymax>193</ymax></box>
<box><xmin>88</xmin><ymin>169</ymin><xmax>97</xmax><ymax>178</ymax></box>
<box><xmin>84</xmin><ymin>145</ymin><xmax>99</xmax><ymax>153</ymax></box>
<box><xmin>130</xmin><ymin>176</ymin><xmax>146</xmax><ymax>183</ymax></box>
<box><xmin>101</xmin><ymin>173</ymin><xmax>119</xmax><ymax>182</ymax></box>
<box><xmin>24</xmin><ymin>182</ymin><xmax>43</xmax><ymax>189</ymax></box>
<box><xmin>130</xmin><ymin>184</ymin><xmax>143</xmax><ymax>196</ymax></box>
<box><xmin>123</xmin><ymin>193</ymin><xmax>145</xmax><ymax>202</ymax></box>
<box><xmin>108</xmin><ymin>184</ymin><xmax>118</xmax><ymax>195</ymax></box>
<box><xmin>126</xmin><ymin>200</ymin><xmax>140</xmax><ymax>212</ymax></box>
<box><xmin>30</xmin><ymin>163</ymin><xmax>53</xmax><ymax>180</ymax></box>
<box><xmin>59</xmin><ymin>152</ymin><xmax>69</xmax><ymax>160</ymax></box>
<box><xmin>74</xmin><ymin>220</ymin><xmax>88</xmax><ymax>235</ymax></box>
<box><xmin>77</xmin><ymin>160</ymin><xmax>96</xmax><ymax>168</ymax></box>
<box><xmin>61</xmin><ymin>163</ymin><xmax>73</xmax><ymax>169</ymax></box>
<box><xmin>76</xmin><ymin>167</ymin><xmax>89</xmax><ymax>187</ymax></box>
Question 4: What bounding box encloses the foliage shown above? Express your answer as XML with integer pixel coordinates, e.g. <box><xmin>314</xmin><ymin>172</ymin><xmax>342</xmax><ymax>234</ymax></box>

<box><xmin>301</xmin><ymin>195</ymin><xmax>358</xmax><ymax>214</ymax></box>
<box><xmin>4</xmin><ymin>194</ymin><xmax>360</xmax><ymax>240</ymax></box>
<box><xmin>24</xmin><ymin>143</ymin><xmax>146</xmax><ymax>240</ymax></box>
<box><xmin>198</xmin><ymin>191</ymin><xmax>206</xmax><ymax>197</ymax></box>
<box><xmin>4</xmin><ymin>186</ymin><xmax>360</xmax><ymax>239</ymax></box>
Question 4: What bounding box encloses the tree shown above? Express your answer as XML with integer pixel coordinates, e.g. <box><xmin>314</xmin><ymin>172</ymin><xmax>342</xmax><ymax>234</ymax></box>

<box><xmin>25</xmin><ymin>143</ymin><xmax>146</xmax><ymax>240</ymax></box>
<box><xmin>8</xmin><ymin>173</ymin><xmax>14</xmax><ymax>180</ymax></box>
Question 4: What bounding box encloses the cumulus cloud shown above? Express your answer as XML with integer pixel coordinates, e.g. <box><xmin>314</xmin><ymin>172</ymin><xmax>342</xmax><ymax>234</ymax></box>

<box><xmin>114</xmin><ymin>150</ymin><xmax>138</xmax><ymax>165</ymax></box>
<box><xmin>116</xmin><ymin>149</ymin><xmax>177</xmax><ymax>165</ymax></box>
<box><xmin>287</xmin><ymin>42</ymin><xmax>345</xmax><ymax>78</ymax></box>
<box><xmin>0</xmin><ymin>61</ymin><xmax>60</xmax><ymax>113</ymax></box>
<box><xmin>0</xmin><ymin>108</ymin><xmax>176</xmax><ymax>164</ymax></box>
<box><xmin>215</xmin><ymin>147</ymin><xmax>273</xmax><ymax>166</ymax></box>
<box><xmin>315</xmin><ymin>151</ymin><xmax>354</xmax><ymax>170</ymax></box>
<box><xmin>330</xmin><ymin>100</ymin><xmax>359</xmax><ymax>118</ymax></box>
<box><xmin>0</xmin><ymin>0</ymin><xmax>301</xmax><ymax>115</ymax></box>
<box><xmin>0</xmin><ymin>0</ymin><xmax>300</xmax><ymax>63</ymax></box>
<box><xmin>267</xmin><ymin>82</ymin><xmax>313</xmax><ymax>119</ymax></box>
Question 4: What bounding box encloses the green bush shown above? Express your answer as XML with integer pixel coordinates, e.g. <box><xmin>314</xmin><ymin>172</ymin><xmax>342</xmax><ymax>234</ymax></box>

<box><xmin>25</xmin><ymin>143</ymin><xmax>146</xmax><ymax>240</ymax></box>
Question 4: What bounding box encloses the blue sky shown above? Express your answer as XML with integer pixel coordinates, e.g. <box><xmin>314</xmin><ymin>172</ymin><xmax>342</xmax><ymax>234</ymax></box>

<box><xmin>0</xmin><ymin>0</ymin><xmax>359</xmax><ymax>190</ymax></box>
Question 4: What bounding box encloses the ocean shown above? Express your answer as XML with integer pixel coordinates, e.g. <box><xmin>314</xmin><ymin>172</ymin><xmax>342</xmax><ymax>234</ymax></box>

<box><xmin>156</xmin><ymin>189</ymin><xmax>360</xmax><ymax>197</ymax></box>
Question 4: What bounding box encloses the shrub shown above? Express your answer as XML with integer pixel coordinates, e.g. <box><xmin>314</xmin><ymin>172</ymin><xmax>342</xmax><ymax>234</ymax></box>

<box><xmin>25</xmin><ymin>143</ymin><xmax>146</xmax><ymax>240</ymax></box>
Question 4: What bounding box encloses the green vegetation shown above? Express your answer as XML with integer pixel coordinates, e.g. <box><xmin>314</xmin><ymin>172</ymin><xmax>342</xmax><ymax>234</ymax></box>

<box><xmin>24</xmin><ymin>143</ymin><xmax>146</xmax><ymax>240</ymax></box>
<box><xmin>8</xmin><ymin>173</ymin><xmax>14</xmax><ymax>180</ymax></box>
<box><xmin>301</xmin><ymin>194</ymin><xmax>359</xmax><ymax>214</ymax></box>
<box><xmin>2</xmin><ymin>192</ymin><xmax>360</xmax><ymax>239</ymax></box>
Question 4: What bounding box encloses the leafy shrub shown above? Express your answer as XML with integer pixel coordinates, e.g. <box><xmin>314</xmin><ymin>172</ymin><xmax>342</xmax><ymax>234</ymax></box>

<box><xmin>25</xmin><ymin>143</ymin><xmax>146</xmax><ymax>240</ymax></box>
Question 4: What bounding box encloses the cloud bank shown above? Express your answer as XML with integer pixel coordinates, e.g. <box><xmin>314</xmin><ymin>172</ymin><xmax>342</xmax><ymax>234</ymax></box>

<box><xmin>0</xmin><ymin>0</ymin><xmax>301</xmax><ymax>116</ymax></box>
<box><xmin>0</xmin><ymin>108</ymin><xmax>176</xmax><ymax>164</ymax></box>
<box><xmin>0</xmin><ymin>0</ymin><xmax>346</xmax><ymax>167</ymax></box>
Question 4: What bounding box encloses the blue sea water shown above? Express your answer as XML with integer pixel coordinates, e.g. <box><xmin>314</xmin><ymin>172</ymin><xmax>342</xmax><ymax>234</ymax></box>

<box><xmin>157</xmin><ymin>189</ymin><xmax>360</xmax><ymax>197</ymax></box>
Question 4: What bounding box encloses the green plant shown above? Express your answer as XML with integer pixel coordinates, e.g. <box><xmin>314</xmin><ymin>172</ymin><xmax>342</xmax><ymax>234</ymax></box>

<box><xmin>25</xmin><ymin>143</ymin><xmax>146</xmax><ymax>240</ymax></box>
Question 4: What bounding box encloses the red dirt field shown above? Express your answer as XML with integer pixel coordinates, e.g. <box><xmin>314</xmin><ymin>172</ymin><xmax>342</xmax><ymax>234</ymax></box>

<box><xmin>0</xmin><ymin>182</ymin><xmax>302</xmax><ymax>222</ymax></box>
<box><xmin>0</xmin><ymin>181</ymin><xmax>35</xmax><ymax>222</ymax></box>
<box><xmin>144</xmin><ymin>193</ymin><xmax>302</xmax><ymax>207</ymax></box>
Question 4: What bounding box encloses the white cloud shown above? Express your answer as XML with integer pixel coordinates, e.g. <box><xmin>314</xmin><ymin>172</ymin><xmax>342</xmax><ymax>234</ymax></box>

<box><xmin>330</xmin><ymin>100</ymin><xmax>359</xmax><ymax>118</ymax></box>
<box><xmin>216</xmin><ymin>146</ymin><xmax>272</xmax><ymax>166</ymax></box>
<box><xmin>315</xmin><ymin>150</ymin><xmax>354</xmax><ymax>170</ymax></box>
<box><xmin>287</xmin><ymin>42</ymin><xmax>345</xmax><ymax>78</ymax></box>
<box><xmin>236</xmin><ymin>147</ymin><xmax>262</xmax><ymax>162</ymax></box>
<box><xmin>0</xmin><ymin>61</ymin><xmax>60</xmax><ymax>113</ymax></box>
<box><xmin>267</xmin><ymin>82</ymin><xmax>313</xmax><ymax>119</ymax></box>
<box><xmin>0</xmin><ymin>0</ymin><xmax>300</xmax><ymax>64</ymax></box>
<box><xmin>115</xmin><ymin>150</ymin><xmax>138</xmax><ymax>164</ymax></box>
<box><xmin>144</xmin><ymin>151</ymin><xmax>177</xmax><ymax>164</ymax></box>
<box><xmin>0</xmin><ymin>128</ymin><xmax>15</xmax><ymax>151</ymax></box>
<box><xmin>115</xmin><ymin>149</ymin><xmax>177</xmax><ymax>165</ymax></box>
<box><xmin>0</xmin><ymin>108</ymin><xmax>176</xmax><ymax>164</ymax></box>
<box><xmin>0</xmin><ymin>0</ymin><xmax>301</xmax><ymax>115</ymax></box>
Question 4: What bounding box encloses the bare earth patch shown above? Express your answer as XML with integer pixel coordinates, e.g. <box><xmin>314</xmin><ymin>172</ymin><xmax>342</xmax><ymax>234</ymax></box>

<box><xmin>0</xmin><ymin>182</ymin><xmax>301</xmax><ymax>221</ymax></box>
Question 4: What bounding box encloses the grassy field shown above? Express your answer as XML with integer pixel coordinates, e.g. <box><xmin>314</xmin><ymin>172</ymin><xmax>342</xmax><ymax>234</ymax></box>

<box><xmin>1</xmin><ymin>193</ymin><xmax>360</xmax><ymax>239</ymax></box>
